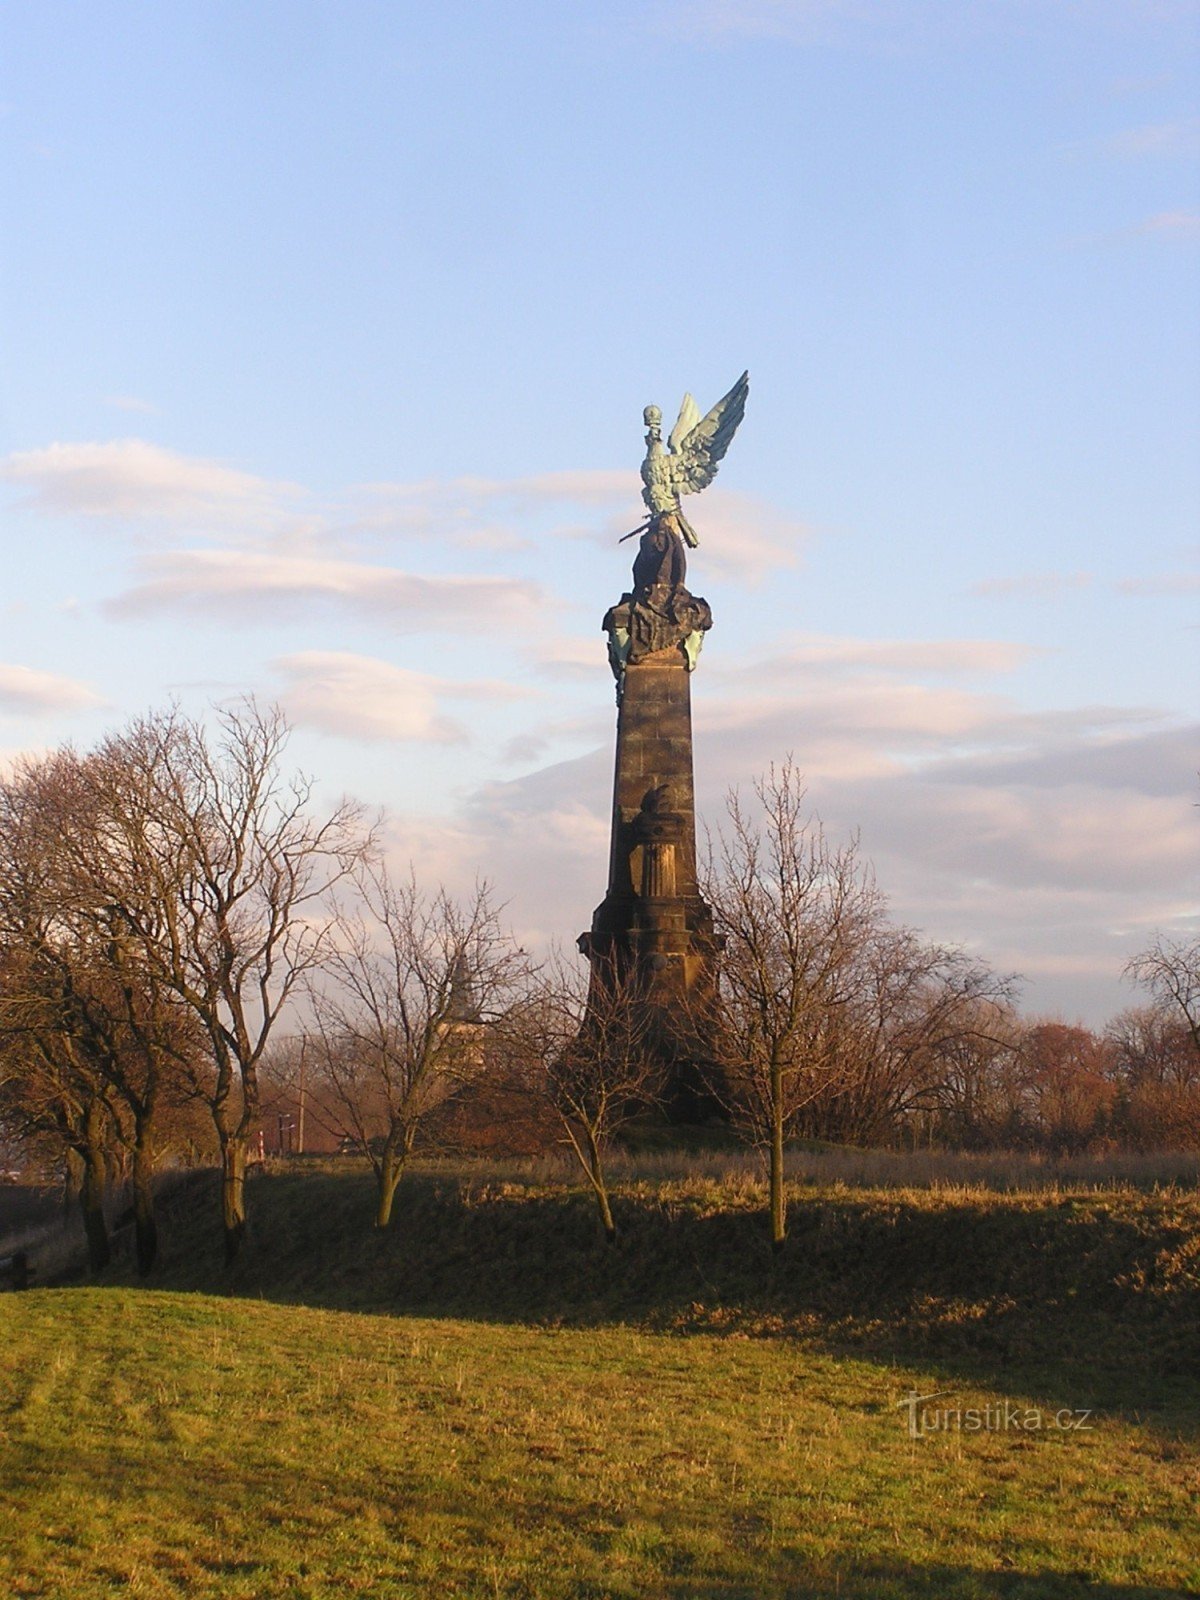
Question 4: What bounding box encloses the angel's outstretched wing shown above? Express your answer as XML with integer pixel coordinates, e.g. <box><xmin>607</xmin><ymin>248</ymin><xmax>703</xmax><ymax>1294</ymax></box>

<box><xmin>668</xmin><ymin>393</ymin><xmax>701</xmax><ymax>455</ymax></box>
<box><xmin>674</xmin><ymin>370</ymin><xmax>749</xmax><ymax>497</ymax></box>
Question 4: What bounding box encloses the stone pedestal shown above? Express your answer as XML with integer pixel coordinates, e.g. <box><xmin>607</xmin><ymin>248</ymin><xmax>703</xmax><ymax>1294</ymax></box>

<box><xmin>578</xmin><ymin>524</ymin><xmax>723</xmax><ymax>1116</ymax></box>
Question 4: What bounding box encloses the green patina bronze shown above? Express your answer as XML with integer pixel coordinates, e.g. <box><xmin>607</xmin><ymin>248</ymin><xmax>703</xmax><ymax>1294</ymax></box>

<box><xmin>639</xmin><ymin>370</ymin><xmax>749</xmax><ymax>549</ymax></box>
<box><xmin>605</xmin><ymin>371</ymin><xmax>748</xmax><ymax>691</ymax></box>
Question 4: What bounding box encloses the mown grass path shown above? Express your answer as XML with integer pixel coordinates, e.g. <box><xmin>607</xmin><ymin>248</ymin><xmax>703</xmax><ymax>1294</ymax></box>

<box><xmin>1</xmin><ymin>1289</ymin><xmax>1196</xmax><ymax>1598</ymax></box>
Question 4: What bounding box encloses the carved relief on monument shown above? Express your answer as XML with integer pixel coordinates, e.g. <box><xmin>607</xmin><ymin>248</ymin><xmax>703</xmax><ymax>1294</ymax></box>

<box><xmin>632</xmin><ymin>784</ymin><xmax>684</xmax><ymax>900</ymax></box>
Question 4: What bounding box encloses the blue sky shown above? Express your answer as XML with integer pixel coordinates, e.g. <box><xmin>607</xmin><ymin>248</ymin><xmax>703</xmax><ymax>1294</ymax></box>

<box><xmin>2</xmin><ymin>0</ymin><xmax>1197</xmax><ymax>1022</ymax></box>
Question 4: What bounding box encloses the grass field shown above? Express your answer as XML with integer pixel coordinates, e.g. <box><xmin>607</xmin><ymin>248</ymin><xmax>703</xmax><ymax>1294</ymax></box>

<box><xmin>2</xmin><ymin>1165</ymin><xmax>1198</xmax><ymax>1598</ymax></box>
<box><xmin>3</xmin><ymin>1289</ymin><xmax>1198</xmax><ymax>1599</ymax></box>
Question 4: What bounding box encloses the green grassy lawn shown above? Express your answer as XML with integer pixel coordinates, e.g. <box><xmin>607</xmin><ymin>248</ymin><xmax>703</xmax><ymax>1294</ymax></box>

<box><xmin>1</xmin><ymin>1288</ymin><xmax>1197</xmax><ymax>1599</ymax></box>
<box><xmin>4</xmin><ymin>1167</ymin><xmax>1198</xmax><ymax>1598</ymax></box>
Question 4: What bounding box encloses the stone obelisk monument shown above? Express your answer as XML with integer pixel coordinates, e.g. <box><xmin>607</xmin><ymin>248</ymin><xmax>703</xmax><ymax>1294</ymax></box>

<box><xmin>578</xmin><ymin>372</ymin><xmax>748</xmax><ymax>1115</ymax></box>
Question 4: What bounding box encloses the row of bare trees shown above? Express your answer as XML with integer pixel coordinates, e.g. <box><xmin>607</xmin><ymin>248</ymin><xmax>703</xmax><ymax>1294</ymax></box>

<box><xmin>704</xmin><ymin>765</ymin><xmax>1199</xmax><ymax>1241</ymax></box>
<box><xmin>262</xmin><ymin>760</ymin><xmax>1200</xmax><ymax>1251</ymax></box>
<box><xmin>1</xmin><ymin>711</ymin><xmax>1196</xmax><ymax>1262</ymax></box>
<box><xmin>705</xmin><ymin>763</ymin><xmax>1015</xmax><ymax>1245</ymax></box>
<box><xmin>923</xmin><ymin>996</ymin><xmax>1200</xmax><ymax>1155</ymax></box>
<box><xmin>0</xmin><ymin>703</ymin><xmax>646</xmax><ymax>1259</ymax></box>
<box><xmin>0</xmin><ymin>703</ymin><xmax>367</xmax><ymax>1268</ymax></box>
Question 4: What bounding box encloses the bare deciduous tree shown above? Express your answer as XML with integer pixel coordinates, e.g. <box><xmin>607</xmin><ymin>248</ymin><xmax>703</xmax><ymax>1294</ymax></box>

<box><xmin>0</xmin><ymin>748</ymin><xmax>218</xmax><ymax>1272</ymax></box>
<box><xmin>308</xmin><ymin>865</ymin><xmax>530</xmax><ymax>1228</ymax></box>
<box><xmin>1017</xmin><ymin>1021</ymin><xmax>1117</xmax><ymax>1155</ymax></box>
<box><xmin>704</xmin><ymin>762</ymin><xmax>881</xmax><ymax>1250</ymax></box>
<box><xmin>921</xmin><ymin>998</ymin><xmax>1026</xmax><ymax>1148</ymax></box>
<box><xmin>510</xmin><ymin>949</ymin><xmax>660</xmax><ymax>1243</ymax></box>
<box><xmin>1107</xmin><ymin>1004</ymin><xmax>1200</xmax><ymax>1149</ymax></box>
<box><xmin>816</xmin><ymin>927</ymin><xmax>1016</xmax><ymax>1146</ymax></box>
<box><xmin>85</xmin><ymin>703</ymin><xmax>371</xmax><ymax>1261</ymax></box>
<box><xmin>0</xmin><ymin>756</ymin><xmax>128</xmax><ymax>1270</ymax></box>
<box><xmin>0</xmin><ymin>946</ymin><xmax>121</xmax><ymax>1271</ymax></box>
<box><xmin>1126</xmin><ymin>936</ymin><xmax>1200</xmax><ymax>1054</ymax></box>
<box><xmin>705</xmin><ymin>761</ymin><xmax>1012</xmax><ymax>1245</ymax></box>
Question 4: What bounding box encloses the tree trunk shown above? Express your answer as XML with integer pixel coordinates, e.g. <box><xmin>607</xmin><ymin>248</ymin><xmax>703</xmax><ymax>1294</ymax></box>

<box><xmin>64</xmin><ymin>1147</ymin><xmax>84</xmax><ymax>1228</ymax></box>
<box><xmin>595</xmin><ymin>1183</ymin><xmax>617</xmax><ymax>1245</ymax></box>
<box><xmin>220</xmin><ymin>1135</ymin><xmax>248</xmax><ymax>1264</ymax></box>
<box><xmin>131</xmin><ymin>1123</ymin><xmax>158</xmax><ymax>1276</ymax></box>
<box><xmin>374</xmin><ymin>1124</ymin><xmax>414</xmax><ymax>1229</ymax></box>
<box><xmin>770</xmin><ymin>1061</ymin><xmax>786</xmax><ymax>1252</ymax></box>
<box><xmin>585</xmin><ymin>1128</ymin><xmax>617</xmax><ymax>1244</ymax></box>
<box><xmin>80</xmin><ymin>1101</ymin><xmax>111</xmax><ymax>1272</ymax></box>
<box><xmin>375</xmin><ymin>1151</ymin><xmax>404</xmax><ymax>1228</ymax></box>
<box><xmin>105</xmin><ymin>1140</ymin><xmax>128</xmax><ymax>1193</ymax></box>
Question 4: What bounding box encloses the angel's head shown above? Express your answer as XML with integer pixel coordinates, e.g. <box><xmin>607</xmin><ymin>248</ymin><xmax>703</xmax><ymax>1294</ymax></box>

<box><xmin>643</xmin><ymin>404</ymin><xmax>662</xmax><ymax>440</ymax></box>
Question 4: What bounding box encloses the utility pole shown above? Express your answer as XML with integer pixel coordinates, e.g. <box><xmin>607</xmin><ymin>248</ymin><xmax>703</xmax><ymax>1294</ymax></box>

<box><xmin>297</xmin><ymin>1038</ymin><xmax>307</xmax><ymax>1155</ymax></box>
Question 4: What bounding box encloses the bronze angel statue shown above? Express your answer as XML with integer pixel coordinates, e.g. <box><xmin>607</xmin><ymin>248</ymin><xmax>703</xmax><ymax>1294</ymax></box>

<box><xmin>636</xmin><ymin>370</ymin><xmax>749</xmax><ymax>548</ymax></box>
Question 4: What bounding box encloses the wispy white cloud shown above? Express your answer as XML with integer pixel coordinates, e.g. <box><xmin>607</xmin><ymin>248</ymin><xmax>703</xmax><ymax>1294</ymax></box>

<box><xmin>273</xmin><ymin>651</ymin><xmax>533</xmax><ymax>744</ymax></box>
<box><xmin>0</xmin><ymin>663</ymin><xmax>103</xmax><ymax>715</ymax></box>
<box><xmin>706</xmin><ymin>679</ymin><xmax>1002</xmax><ymax>750</ymax></box>
<box><xmin>870</xmin><ymin>781</ymin><xmax>1193</xmax><ymax>897</ymax></box>
<box><xmin>1135</xmin><ymin>210</ymin><xmax>1200</xmax><ymax>239</ymax></box>
<box><xmin>361</xmin><ymin>752</ymin><xmax>613</xmax><ymax>951</ymax></box>
<box><xmin>356</xmin><ymin>469</ymin><xmax>639</xmax><ymax>514</ymax></box>
<box><xmin>676</xmin><ymin>490</ymin><xmax>808</xmax><ymax>584</ymax></box>
<box><xmin>520</xmin><ymin>628</ymin><xmax>1116</xmax><ymax>783</ymax></box>
<box><xmin>4</xmin><ymin>438</ymin><xmax>797</xmax><ymax>596</ymax></box>
<box><xmin>734</xmin><ymin>633</ymin><xmax>1038</xmax><ymax>676</ymax></box>
<box><xmin>1</xmin><ymin>439</ymin><xmax>298</xmax><ymax>531</ymax></box>
<box><xmin>338</xmin><ymin>470</ymin><xmax>639</xmax><ymax>554</ymax></box>
<box><xmin>466</xmin><ymin>469</ymin><xmax>643</xmax><ymax>509</ymax></box>
<box><xmin>528</xmin><ymin>634</ymin><xmax>609</xmax><ymax>679</ymax></box>
<box><xmin>690</xmin><ymin>693</ymin><xmax>1192</xmax><ymax>900</ymax></box>
<box><xmin>972</xmin><ymin>568</ymin><xmax>1199</xmax><ymax>600</ymax></box>
<box><xmin>101</xmin><ymin>395</ymin><xmax>159</xmax><ymax>416</ymax></box>
<box><xmin>687</xmin><ymin>634</ymin><xmax>1078</xmax><ymax>784</ymax></box>
<box><xmin>1102</xmin><ymin>117</ymin><xmax>1200</xmax><ymax>157</ymax></box>
<box><xmin>1067</xmin><ymin>208</ymin><xmax>1200</xmax><ymax>250</ymax></box>
<box><xmin>347</xmin><ymin>471</ymin><xmax>803</xmax><ymax>582</ymax></box>
<box><xmin>655</xmin><ymin>0</ymin><xmax>922</xmax><ymax>46</ymax></box>
<box><xmin>498</xmin><ymin>708</ymin><xmax>612</xmax><ymax>767</ymax></box>
<box><xmin>1118</xmin><ymin>571</ymin><xmax>1200</xmax><ymax>595</ymax></box>
<box><xmin>653</xmin><ymin>0</ymin><xmax>1198</xmax><ymax>49</ymax></box>
<box><xmin>699</xmin><ymin>677</ymin><xmax>1163</xmax><ymax>787</ymax></box>
<box><xmin>105</xmin><ymin>549</ymin><xmax>544</xmax><ymax>632</ymax></box>
<box><xmin>969</xmin><ymin>570</ymin><xmax>1093</xmax><ymax>600</ymax></box>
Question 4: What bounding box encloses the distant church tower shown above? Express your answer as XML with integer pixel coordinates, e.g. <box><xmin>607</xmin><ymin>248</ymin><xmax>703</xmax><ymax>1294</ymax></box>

<box><xmin>578</xmin><ymin>519</ymin><xmax>724</xmax><ymax>1116</ymax></box>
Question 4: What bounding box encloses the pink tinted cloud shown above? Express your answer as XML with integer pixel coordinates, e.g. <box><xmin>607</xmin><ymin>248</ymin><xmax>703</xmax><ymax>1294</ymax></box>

<box><xmin>273</xmin><ymin>650</ymin><xmax>536</xmax><ymax>744</ymax></box>
<box><xmin>0</xmin><ymin>663</ymin><xmax>103</xmax><ymax>715</ymax></box>
<box><xmin>105</xmin><ymin>549</ymin><xmax>543</xmax><ymax>633</ymax></box>
<box><xmin>2</xmin><ymin>439</ymin><xmax>298</xmax><ymax>530</ymax></box>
